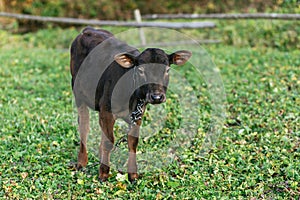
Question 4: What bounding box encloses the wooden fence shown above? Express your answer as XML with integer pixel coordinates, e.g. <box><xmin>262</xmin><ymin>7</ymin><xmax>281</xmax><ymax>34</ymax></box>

<box><xmin>142</xmin><ymin>13</ymin><xmax>300</xmax><ymax>20</ymax></box>
<box><xmin>0</xmin><ymin>12</ymin><xmax>215</xmax><ymax>29</ymax></box>
<box><xmin>0</xmin><ymin>11</ymin><xmax>221</xmax><ymax>46</ymax></box>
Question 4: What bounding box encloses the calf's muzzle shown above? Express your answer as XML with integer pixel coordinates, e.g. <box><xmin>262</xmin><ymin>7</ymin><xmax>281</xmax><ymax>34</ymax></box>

<box><xmin>149</xmin><ymin>92</ymin><xmax>166</xmax><ymax>104</ymax></box>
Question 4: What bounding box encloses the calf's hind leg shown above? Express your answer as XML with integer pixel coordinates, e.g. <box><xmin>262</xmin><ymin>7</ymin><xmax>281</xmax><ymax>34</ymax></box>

<box><xmin>76</xmin><ymin>104</ymin><xmax>90</xmax><ymax>168</ymax></box>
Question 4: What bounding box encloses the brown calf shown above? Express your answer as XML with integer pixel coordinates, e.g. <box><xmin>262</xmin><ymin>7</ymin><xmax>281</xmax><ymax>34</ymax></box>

<box><xmin>70</xmin><ymin>27</ymin><xmax>191</xmax><ymax>182</ymax></box>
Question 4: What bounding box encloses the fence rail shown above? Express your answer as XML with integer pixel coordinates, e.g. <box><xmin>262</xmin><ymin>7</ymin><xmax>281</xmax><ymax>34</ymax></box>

<box><xmin>0</xmin><ymin>12</ymin><xmax>215</xmax><ymax>29</ymax></box>
<box><xmin>143</xmin><ymin>13</ymin><xmax>300</xmax><ymax>20</ymax></box>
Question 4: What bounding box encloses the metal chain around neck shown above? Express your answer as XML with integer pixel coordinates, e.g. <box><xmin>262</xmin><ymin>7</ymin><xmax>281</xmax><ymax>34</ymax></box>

<box><xmin>130</xmin><ymin>66</ymin><xmax>146</xmax><ymax>125</ymax></box>
<box><xmin>130</xmin><ymin>98</ymin><xmax>145</xmax><ymax>125</ymax></box>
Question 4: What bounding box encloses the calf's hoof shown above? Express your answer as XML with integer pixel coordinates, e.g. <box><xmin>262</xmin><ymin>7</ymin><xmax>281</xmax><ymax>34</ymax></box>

<box><xmin>128</xmin><ymin>173</ymin><xmax>138</xmax><ymax>183</ymax></box>
<box><xmin>99</xmin><ymin>164</ymin><xmax>110</xmax><ymax>182</ymax></box>
<box><xmin>75</xmin><ymin>162</ymin><xmax>86</xmax><ymax>170</ymax></box>
<box><xmin>76</xmin><ymin>152</ymin><xmax>88</xmax><ymax>169</ymax></box>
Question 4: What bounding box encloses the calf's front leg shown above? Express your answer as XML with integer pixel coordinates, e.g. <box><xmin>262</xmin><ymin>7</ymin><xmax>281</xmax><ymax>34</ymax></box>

<box><xmin>99</xmin><ymin>111</ymin><xmax>115</xmax><ymax>182</ymax></box>
<box><xmin>77</xmin><ymin>104</ymin><xmax>90</xmax><ymax>168</ymax></box>
<box><xmin>127</xmin><ymin>121</ymin><xmax>141</xmax><ymax>183</ymax></box>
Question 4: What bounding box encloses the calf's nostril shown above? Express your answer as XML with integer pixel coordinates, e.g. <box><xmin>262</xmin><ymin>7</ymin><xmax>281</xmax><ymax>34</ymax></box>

<box><xmin>151</xmin><ymin>94</ymin><xmax>163</xmax><ymax>101</ymax></box>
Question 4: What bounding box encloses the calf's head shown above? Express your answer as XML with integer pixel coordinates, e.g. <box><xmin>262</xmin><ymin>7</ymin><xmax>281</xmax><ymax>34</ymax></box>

<box><xmin>114</xmin><ymin>48</ymin><xmax>192</xmax><ymax>104</ymax></box>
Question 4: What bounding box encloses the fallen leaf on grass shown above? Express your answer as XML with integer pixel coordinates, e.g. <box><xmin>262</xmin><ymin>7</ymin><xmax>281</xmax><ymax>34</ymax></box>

<box><xmin>77</xmin><ymin>179</ymin><xmax>84</xmax><ymax>185</ymax></box>
<box><xmin>94</xmin><ymin>188</ymin><xmax>103</xmax><ymax>194</ymax></box>
<box><xmin>116</xmin><ymin>182</ymin><xmax>126</xmax><ymax>190</ymax></box>
<box><xmin>21</xmin><ymin>172</ymin><xmax>28</xmax><ymax>179</ymax></box>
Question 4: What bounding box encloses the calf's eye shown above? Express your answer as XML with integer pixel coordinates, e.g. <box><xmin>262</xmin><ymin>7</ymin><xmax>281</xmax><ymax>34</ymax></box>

<box><xmin>166</xmin><ymin>66</ymin><xmax>171</xmax><ymax>73</ymax></box>
<box><xmin>138</xmin><ymin>67</ymin><xmax>145</xmax><ymax>75</ymax></box>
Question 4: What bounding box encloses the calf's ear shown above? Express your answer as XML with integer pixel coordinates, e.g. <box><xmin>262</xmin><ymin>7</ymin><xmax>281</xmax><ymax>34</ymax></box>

<box><xmin>169</xmin><ymin>50</ymin><xmax>192</xmax><ymax>66</ymax></box>
<box><xmin>114</xmin><ymin>53</ymin><xmax>136</xmax><ymax>68</ymax></box>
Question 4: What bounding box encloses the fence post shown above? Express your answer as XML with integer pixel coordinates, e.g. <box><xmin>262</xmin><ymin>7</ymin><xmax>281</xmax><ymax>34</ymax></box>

<box><xmin>0</xmin><ymin>0</ymin><xmax>4</xmax><ymax>11</ymax></box>
<box><xmin>134</xmin><ymin>9</ymin><xmax>146</xmax><ymax>46</ymax></box>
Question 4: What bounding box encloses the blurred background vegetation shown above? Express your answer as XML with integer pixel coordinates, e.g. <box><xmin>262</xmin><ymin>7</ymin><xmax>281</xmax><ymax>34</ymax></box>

<box><xmin>0</xmin><ymin>0</ymin><xmax>299</xmax><ymax>50</ymax></box>
<box><xmin>1</xmin><ymin>0</ymin><xmax>299</xmax><ymax>19</ymax></box>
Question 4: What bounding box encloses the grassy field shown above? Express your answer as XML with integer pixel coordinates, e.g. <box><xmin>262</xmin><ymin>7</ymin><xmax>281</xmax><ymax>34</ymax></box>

<box><xmin>0</xmin><ymin>24</ymin><xmax>299</xmax><ymax>199</ymax></box>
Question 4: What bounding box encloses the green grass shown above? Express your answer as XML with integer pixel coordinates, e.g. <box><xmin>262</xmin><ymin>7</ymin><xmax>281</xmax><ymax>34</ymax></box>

<box><xmin>0</xmin><ymin>27</ymin><xmax>299</xmax><ymax>199</ymax></box>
